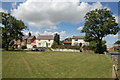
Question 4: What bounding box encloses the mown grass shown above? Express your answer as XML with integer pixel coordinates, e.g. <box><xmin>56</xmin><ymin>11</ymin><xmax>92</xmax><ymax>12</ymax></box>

<box><xmin>2</xmin><ymin>51</ymin><xmax>113</xmax><ymax>78</ymax></box>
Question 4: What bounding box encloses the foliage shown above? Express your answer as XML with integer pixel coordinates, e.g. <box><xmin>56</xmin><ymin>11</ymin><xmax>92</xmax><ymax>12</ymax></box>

<box><xmin>52</xmin><ymin>45</ymin><xmax>80</xmax><ymax>50</ymax></box>
<box><xmin>114</xmin><ymin>40</ymin><xmax>120</xmax><ymax>44</ymax></box>
<box><xmin>1</xmin><ymin>12</ymin><xmax>27</xmax><ymax>50</ymax></box>
<box><xmin>81</xmin><ymin>8</ymin><xmax>120</xmax><ymax>54</ymax></box>
<box><xmin>51</xmin><ymin>41</ymin><xmax>58</xmax><ymax>48</ymax></box>
<box><xmin>83</xmin><ymin>40</ymin><xmax>107</xmax><ymax>53</ymax></box>
<box><xmin>21</xmin><ymin>46</ymin><xmax>27</xmax><ymax>49</ymax></box>
<box><xmin>10</xmin><ymin>41</ymin><xmax>14</xmax><ymax>47</ymax></box>
<box><xmin>64</xmin><ymin>38</ymin><xmax>72</xmax><ymax>41</ymax></box>
<box><xmin>54</xmin><ymin>33</ymin><xmax>60</xmax><ymax>45</ymax></box>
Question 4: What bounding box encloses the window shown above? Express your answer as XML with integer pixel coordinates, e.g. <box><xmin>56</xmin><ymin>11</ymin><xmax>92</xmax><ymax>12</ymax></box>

<box><xmin>28</xmin><ymin>40</ymin><xmax>30</xmax><ymax>43</ymax></box>
<box><xmin>75</xmin><ymin>39</ymin><xmax>78</xmax><ymax>41</ymax></box>
<box><xmin>39</xmin><ymin>43</ymin><xmax>41</xmax><ymax>45</ymax></box>
<box><xmin>48</xmin><ymin>39</ymin><xmax>50</xmax><ymax>41</ymax></box>
<box><xmin>39</xmin><ymin>39</ymin><xmax>40</xmax><ymax>41</ymax></box>
<box><xmin>48</xmin><ymin>43</ymin><xmax>50</xmax><ymax>46</ymax></box>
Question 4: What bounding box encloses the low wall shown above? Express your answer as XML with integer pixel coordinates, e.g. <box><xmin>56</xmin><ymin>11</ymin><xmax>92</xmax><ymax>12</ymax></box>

<box><xmin>105</xmin><ymin>52</ymin><xmax>120</xmax><ymax>79</ymax></box>
<box><xmin>51</xmin><ymin>48</ymin><xmax>80</xmax><ymax>52</ymax></box>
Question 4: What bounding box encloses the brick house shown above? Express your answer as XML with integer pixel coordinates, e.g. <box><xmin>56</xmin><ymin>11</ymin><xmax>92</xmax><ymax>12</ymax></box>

<box><xmin>15</xmin><ymin>32</ymin><xmax>36</xmax><ymax>49</ymax></box>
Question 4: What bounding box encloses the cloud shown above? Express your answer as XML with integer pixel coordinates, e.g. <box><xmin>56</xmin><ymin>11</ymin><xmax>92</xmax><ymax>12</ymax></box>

<box><xmin>23</xmin><ymin>30</ymin><xmax>67</xmax><ymax>40</ymax></box>
<box><xmin>77</xmin><ymin>26</ymin><xmax>83</xmax><ymax>30</ymax></box>
<box><xmin>46</xmin><ymin>26</ymin><xmax>58</xmax><ymax>31</ymax></box>
<box><xmin>0</xmin><ymin>8</ymin><xmax>8</xmax><ymax>13</ymax></box>
<box><xmin>11</xmin><ymin>1</ymin><xmax>103</xmax><ymax>28</ymax></box>
<box><xmin>113</xmin><ymin>15</ymin><xmax>118</xmax><ymax>23</ymax></box>
<box><xmin>104</xmin><ymin>34</ymin><xmax>118</xmax><ymax>39</ymax></box>
<box><xmin>12</xmin><ymin>2</ymin><xmax>17</xmax><ymax>9</ymax></box>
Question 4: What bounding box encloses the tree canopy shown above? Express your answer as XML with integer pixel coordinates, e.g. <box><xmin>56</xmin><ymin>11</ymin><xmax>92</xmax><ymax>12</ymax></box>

<box><xmin>54</xmin><ymin>33</ymin><xmax>60</xmax><ymax>45</ymax></box>
<box><xmin>82</xmin><ymin>8</ymin><xmax>120</xmax><ymax>54</ymax></box>
<box><xmin>1</xmin><ymin>12</ymin><xmax>27</xmax><ymax>50</ymax></box>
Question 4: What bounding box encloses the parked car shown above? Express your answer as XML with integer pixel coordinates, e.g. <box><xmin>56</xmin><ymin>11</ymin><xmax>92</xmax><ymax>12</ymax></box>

<box><xmin>38</xmin><ymin>47</ymin><xmax>45</xmax><ymax>51</ymax></box>
<box><xmin>32</xmin><ymin>46</ymin><xmax>38</xmax><ymax>51</ymax></box>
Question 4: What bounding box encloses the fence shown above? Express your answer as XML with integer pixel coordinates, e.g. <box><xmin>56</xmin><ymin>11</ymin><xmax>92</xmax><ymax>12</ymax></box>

<box><xmin>105</xmin><ymin>52</ymin><xmax>120</xmax><ymax>79</ymax></box>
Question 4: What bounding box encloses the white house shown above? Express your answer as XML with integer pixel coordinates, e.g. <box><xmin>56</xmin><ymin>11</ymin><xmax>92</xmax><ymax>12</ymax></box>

<box><xmin>72</xmin><ymin>36</ymin><xmax>89</xmax><ymax>46</ymax></box>
<box><xmin>36</xmin><ymin>35</ymin><xmax>54</xmax><ymax>47</ymax></box>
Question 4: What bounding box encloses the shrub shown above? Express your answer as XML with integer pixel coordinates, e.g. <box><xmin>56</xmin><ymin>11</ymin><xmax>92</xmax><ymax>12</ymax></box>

<box><xmin>21</xmin><ymin>46</ymin><xmax>27</xmax><ymax>49</ymax></box>
<box><xmin>51</xmin><ymin>45</ymin><xmax>80</xmax><ymax>50</ymax></box>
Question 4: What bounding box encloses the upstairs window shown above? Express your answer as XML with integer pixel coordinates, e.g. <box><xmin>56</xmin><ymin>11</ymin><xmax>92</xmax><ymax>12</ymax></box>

<box><xmin>75</xmin><ymin>39</ymin><xmax>78</xmax><ymax>41</ymax></box>
<box><xmin>39</xmin><ymin>43</ymin><xmax>41</xmax><ymax>45</ymax></box>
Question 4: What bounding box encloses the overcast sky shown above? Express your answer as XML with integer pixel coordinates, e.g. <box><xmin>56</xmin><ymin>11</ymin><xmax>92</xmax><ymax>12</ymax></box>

<box><xmin>0</xmin><ymin>0</ymin><xmax>119</xmax><ymax>45</ymax></box>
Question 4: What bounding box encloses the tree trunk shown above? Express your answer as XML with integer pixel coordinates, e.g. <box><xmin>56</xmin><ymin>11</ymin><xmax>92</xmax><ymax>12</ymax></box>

<box><xmin>5</xmin><ymin>42</ymin><xmax>9</xmax><ymax>51</ymax></box>
<box><xmin>98</xmin><ymin>39</ymin><xmax>103</xmax><ymax>54</ymax></box>
<box><xmin>5</xmin><ymin>44</ymin><xmax>8</xmax><ymax>51</ymax></box>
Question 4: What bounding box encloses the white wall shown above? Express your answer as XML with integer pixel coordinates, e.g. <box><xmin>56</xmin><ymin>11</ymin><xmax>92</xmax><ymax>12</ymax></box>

<box><xmin>72</xmin><ymin>39</ymin><xmax>89</xmax><ymax>46</ymax></box>
<box><xmin>36</xmin><ymin>39</ymin><xmax>54</xmax><ymax>47</ymax></box>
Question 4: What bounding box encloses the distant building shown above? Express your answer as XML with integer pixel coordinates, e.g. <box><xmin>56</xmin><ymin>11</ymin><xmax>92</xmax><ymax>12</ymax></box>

<box><xmin>15</xmin><ymin>32</ymin><xmax>36</xmax><ymax>49</ymax></box>
<box><xmin>36</xmin><ymin>35</ymin><xmax>54</xmax><ymax>47</ymax></box>
<box><xmin>72</xmin><ymin>36</ymin><xmax>89</xmax><ymax>46</ymax></box>
<box><xmin>63</xmin><ymin>41</ymin><xmax>72</xmax><ymax>45</ymax></box>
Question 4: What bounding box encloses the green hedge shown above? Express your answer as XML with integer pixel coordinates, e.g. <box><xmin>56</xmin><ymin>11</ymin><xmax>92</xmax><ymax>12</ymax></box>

<box><xmin>21</xmin><ymin>46</ymin><xmax>27</xmax><ymax>49</ymax></box>
<box><xmin>51</xmin><ymin>45</ymin><xmax>80</xmax><ymax>50</ymax></box>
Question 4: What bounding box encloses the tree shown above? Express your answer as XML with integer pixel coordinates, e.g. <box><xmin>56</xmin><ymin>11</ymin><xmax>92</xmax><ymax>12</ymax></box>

<box><xmin>1</xmin><ymin>12</ymin><xmax>27</xmax><ymax>50</ymax></box>
<box><xmin>81</xmin><ymin>8</ymin><xmax>120</xmax><ymax>54</ymax></box>
<box><xmin>114</xmin><ymin>40</ymin><xmax>120</xmax><ymax>44</ymax></box>
<box><xmin>64</xmin><ymin>38</ymin><xmax>72</xmax><ymax>41</ymax></box>
<box><xmin>54</xmin><ymin>33</ymin><xmax>60</xmax><ymax>45</ymax></box>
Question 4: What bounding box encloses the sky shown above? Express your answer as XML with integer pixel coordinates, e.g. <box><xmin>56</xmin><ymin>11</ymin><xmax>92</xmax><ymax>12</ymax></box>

<box><xmin>0</xmin><ymin>0</ymin><xmax>119</xmax><ymax>45</ymax></box>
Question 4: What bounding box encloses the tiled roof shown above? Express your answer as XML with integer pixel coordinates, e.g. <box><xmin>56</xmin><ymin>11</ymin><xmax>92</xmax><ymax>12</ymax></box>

<box><xmin>72</xmin><ymin>36</ymin><xmax>84</xmax><ymax>39</ymax></box>
<box><xmin>37</xmin><ymin>35</ymin><xmax>54</xmax><ymax>40</ymax></box>
<box><xmin>64</xmin><ymin>41</ymin><xmax>72</xmax><ymax>44</ymax></box>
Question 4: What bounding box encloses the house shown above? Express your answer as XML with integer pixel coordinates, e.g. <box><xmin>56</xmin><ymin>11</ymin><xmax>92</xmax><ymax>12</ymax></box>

<box><xmin>72</xmin><ymin>36</ymin><xmax>89</xmax><ymax>46</ymax></box>
<box><xmin>15</xmin><ymin>32</ymin><xmax>36</xmax><ymax>49</ymax></box>
<box><xmin>36</xmin><ymin>35</ymin><xmax>54</xmax><ymax>47</ymax></box>
<box><xmin>64</xmin><ymin>41</ymin><xmax>72</xmax><ymax>45</ymax></box>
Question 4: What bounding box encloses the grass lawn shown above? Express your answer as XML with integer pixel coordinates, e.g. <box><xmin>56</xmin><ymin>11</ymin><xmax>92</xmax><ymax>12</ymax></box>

<box><xmin>2</xmin><ymin>51</ymin><xmax>114</xmax><ymax>78</ymax></box>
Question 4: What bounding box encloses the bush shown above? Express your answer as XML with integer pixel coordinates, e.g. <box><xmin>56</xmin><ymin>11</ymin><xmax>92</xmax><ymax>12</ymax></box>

<box><xmin>21</xmin><ymin>46</ymin><xmax>27</xmax><ymax>49</ymax></box>
<box><xmin>83</xmin><ymin>40</ymin><xmax>107</xmax><ymax>54</ymax></box>
<box><xmin>51</xmin><ymin>45</ymin><xmax>80</xmax><ymax>50</ymax></box>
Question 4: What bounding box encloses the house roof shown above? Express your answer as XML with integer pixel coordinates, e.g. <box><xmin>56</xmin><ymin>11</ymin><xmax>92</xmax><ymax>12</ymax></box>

<box><xmin>72</xmin><ymin>36</ymin><xmax>84</xmax><ymax>39</ymax></box>
<box><xmin>22</xmin><ymin>35</ymin><xmax>35</xmax><ymax>40</ymax></box>
<box><xmin>37</xmin><ymin>35</ymin><xmax>54</xmax><ymax>40</ymax></box>
<box><xmin>28</xmin><ymin>36</ymin><xmax>35</xmax><ymax>39</ymax></box>
<box><xmin>64</xmin><ymin>41</ymin><xmax>72</xmax><ymax>44</ymax></box>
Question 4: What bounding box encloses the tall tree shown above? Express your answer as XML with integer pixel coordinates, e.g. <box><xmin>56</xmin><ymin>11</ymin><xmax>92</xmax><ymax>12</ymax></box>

<box><xmin>1</xmin><ymin>12</ymin><xmax>27</xmax><ymax>50</ymax></box>
<box><xmin>54</xmin><ymin>33</ymin><xmax>60</xmax><ymax>45</ymax></box>
<box><xmin>82</xmin><ymin>8</ymin><xmax>120</xmax><ymax>54</ymax></box>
